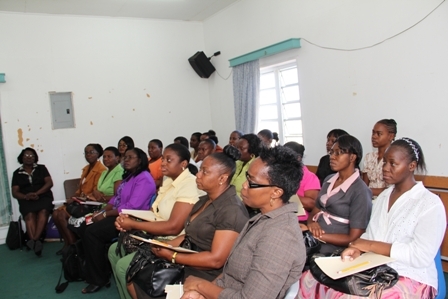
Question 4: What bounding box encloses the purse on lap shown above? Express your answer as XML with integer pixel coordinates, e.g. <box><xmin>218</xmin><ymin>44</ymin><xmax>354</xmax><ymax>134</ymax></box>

<box><xmin>309</xmin><ymin>251</ymin><xmax>399</xmax><ymax>299</ymax></box>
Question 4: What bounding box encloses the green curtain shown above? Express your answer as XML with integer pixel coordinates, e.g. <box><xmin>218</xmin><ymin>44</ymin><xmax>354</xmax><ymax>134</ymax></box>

<box><xmin>0</xmin><ymin>122</ymin><xmax>12</xmax><ymax>225</ymax></box>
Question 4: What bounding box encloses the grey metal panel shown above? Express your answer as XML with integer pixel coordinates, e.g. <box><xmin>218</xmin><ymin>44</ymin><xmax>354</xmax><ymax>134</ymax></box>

<box><xmin>49</xmin><ymin>92</ymin><xmax>75</xmax><ymax>129</ymax></box>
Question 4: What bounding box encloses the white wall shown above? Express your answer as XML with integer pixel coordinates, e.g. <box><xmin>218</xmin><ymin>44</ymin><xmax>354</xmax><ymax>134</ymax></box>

<box><xmin>204</xmin><ymin>0</ymin><xmax>448</xmax><ymax>175</ymax></box>
<box><xmin>0</xmin><ymin>12</ymin><xmax>212</xmax><ymax>220</ymax></box>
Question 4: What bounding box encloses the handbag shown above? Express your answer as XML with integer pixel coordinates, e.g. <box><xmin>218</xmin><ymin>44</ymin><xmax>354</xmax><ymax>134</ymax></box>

<box><xmin>126</xmin><ymin>242</ymin><xmax>184</xmax><ymax>298</ymax></box>
<box><xmin>116</xmin><ymin>230</ymin><xmax>153</xmax><ymax>257</ymax></box>
<box><xmin>309</xmin><ymin>252</ymin><xmax>399</xmax><ymax>298</ymax></box>
<box><xmin>6</xmin><ymin>216</ymin><xmax>26</xmax><ymax>250</ymax></box>
<box><xmin>66</xmin><ymin>201</ymin><xmax>99</xmax><ymax>218</ymax></box>
<box><xmin>302</xmin><ymin>230</ymin><xmax>321</xmax><ymax>271</ymax></box>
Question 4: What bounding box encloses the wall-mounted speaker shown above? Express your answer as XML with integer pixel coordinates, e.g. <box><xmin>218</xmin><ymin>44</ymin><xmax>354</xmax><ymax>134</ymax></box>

<box><xmin>188</xmin><ymin>51</ymin><xmax>216</xmax><ymax>78</ymax></box>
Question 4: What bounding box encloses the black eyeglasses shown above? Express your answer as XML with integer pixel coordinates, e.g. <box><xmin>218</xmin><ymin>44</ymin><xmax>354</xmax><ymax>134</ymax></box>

<box><xmin>328</xmin><ymin>149</ymin><xmax>348</xmax><ymax>157</ymax></box>
<box><xmin>245</xmin><ymin>171</ymin><xmax>278</xmax><ymax>189</ymax></box>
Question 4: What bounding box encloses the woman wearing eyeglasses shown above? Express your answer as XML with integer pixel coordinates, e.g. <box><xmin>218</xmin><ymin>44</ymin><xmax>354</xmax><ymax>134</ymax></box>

<box><xmin>182</xmin><ymin>146</ymin><xmax>306</xmax><ymax>299</ymax></box>
<box><xmin>53</xmin><ymin>143</ymin><xmax>107</xmax><ymax>251</ymax></box>
<box><xmin>11</xmin><ymin>147</ymin><xmax>54</xmax><ymax>256</ymax></box>
<box><xmin>307</xmin><ymin>135</ymin><xmax>372</xmax><ymax>254</ymax></box>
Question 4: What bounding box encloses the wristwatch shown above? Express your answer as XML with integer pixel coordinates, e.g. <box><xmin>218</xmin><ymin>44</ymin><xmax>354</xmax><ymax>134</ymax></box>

<box><xmin>103</xmin><ymin>211</ymin><xmax>107</xmax><ymax>218</ymax></box>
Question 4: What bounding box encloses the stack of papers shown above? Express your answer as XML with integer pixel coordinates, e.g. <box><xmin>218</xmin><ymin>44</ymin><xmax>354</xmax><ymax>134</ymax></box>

<box><xmin>121</xmin><ymin>209</ymin><xmax>164</xmax><ymax>221</ymax></box>
<box><xmin>129</xmin><ymin>234</ymin><xmax>198</xmax><ymax>253</ymax></box>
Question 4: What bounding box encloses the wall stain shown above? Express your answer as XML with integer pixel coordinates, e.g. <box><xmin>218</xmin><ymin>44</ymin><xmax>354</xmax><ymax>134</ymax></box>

<box><xmin>146</xmin><ymin>93</ymin><xmax>150</xmax><ymax>98</ymax></box>
<box><xmin>133</xmin><ymin>109</ymin><xmax>135</xmax><ymax>111</ymax></box>
<box><xmin>88</xmin><ymin>97</ymin><xmax>92</xmax><ymax>99</ymax></box>
<box><xmin>90</xmin><ymin>121</ymin><xmax>93</xmax><ymax>125</ymax></box>
<box><xmin>26</xmin><ymin>138</ymin><xmax>30</xmax><ymax>141</ymax></box>
<box><xmin>40</xmin><ymin>150</ymin><xmax>44</xmax><ymax>152</ymax></box>
<box><xmin>30</xmin><ymin>144</ymin><xmax>34</xmax><ymax>148</ymax></box>
<box><xmin>17</xmin><ymin>128</ymin><xmax>23</xmax><ymax>146</ymax></box>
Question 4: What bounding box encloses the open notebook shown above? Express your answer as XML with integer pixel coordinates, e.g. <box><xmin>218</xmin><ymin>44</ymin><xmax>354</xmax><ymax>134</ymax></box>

<box><xmin>314</xmin><ymin>252</ymin><xmax>395</xmax><ymax>279</ymax></box>
<box><xmin>165</xmin><ymin>284</ymin><xmax>183</xmax><ymax>299</ymax></box>
<box><xmin>121</xmin><ymin>209</ymin><xmax>164</xmax><ymax>222</ymax></box>
<box><xmin>130</xmin><ymin>234</ymin><xmax>198</xmax><ymax>253</ymax></box>
<box><xmin>288</xmin><ymin>194</ymin><xmax>306</xmax><ymax>216</ymax></box>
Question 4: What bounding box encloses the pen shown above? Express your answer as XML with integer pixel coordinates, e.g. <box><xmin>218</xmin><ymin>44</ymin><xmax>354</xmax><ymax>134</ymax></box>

<box><xmin>337</xmin><ymin>261</ymin><xmax>370</xmax><ymax>274</ymax></box>
<box><xmin>93</xmin><ymin>209</ymin><xmax>105</xmax><ymax>218</ymax></box>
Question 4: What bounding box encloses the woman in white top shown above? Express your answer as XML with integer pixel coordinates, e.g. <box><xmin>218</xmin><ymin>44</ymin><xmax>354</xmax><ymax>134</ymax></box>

<box><xmin>362</xmin><ymin>119</ymin><xmax>397</xmax><ymax>197</ymax></box>
<box><xmin>299</xmin><ymin>137</ymin><xmax>446</xmax><ymax>299</ymax></box>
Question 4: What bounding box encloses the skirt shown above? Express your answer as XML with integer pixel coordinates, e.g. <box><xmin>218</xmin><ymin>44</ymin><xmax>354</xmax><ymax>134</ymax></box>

<box><xmin>18</xmin><ymin>196</ymin><xmax>54</xmax><ymax>216</ymax></box>
<box><xmin>298</xmin><ymin>270</ymin><xmax>437</xmax><ymax>299</ymax></box>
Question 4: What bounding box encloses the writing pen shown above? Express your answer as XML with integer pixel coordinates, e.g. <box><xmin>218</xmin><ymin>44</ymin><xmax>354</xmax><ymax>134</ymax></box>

<box><xmin>93</xmin><ymin>210</ymin><xmax>106</xmax><ymax>218</ymax></box>
<box><xmin>337</xmin><ymin>261</ymin><xmax>370</xmax><ymax>274</ymax></box>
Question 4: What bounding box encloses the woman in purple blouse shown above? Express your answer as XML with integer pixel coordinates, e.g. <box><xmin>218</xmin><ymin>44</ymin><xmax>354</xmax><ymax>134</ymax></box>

<box><xmin>81</xmin><ymin>147</ymin><xmax>156</xmax><ymax>294</ymax></box>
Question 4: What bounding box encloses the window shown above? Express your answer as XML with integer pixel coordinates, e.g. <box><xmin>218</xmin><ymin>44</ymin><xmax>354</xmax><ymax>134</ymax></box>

<box><xmin>257</xmin><ymin>61</ymin><xmax>303</xmax><ymax>145</ymax></box>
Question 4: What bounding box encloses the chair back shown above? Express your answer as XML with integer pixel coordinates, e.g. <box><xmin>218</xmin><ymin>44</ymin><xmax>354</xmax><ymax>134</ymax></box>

<box><xmin>284</xmin><ymin>281</ymin><xmax>299</xmax><ymax>299</ymax></box>
<box><xmin>435</xmin><ymin>249</ymin><xmax>446</xmax><ymax>299</ymax></box>
<box><xmin>63</xmin><ymin>178</ymin><xmax>81</xmax><ymax>198</ymax></box>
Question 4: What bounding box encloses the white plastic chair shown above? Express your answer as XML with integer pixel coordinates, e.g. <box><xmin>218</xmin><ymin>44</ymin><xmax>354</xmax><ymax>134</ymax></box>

<box><xmin>284</xmin><ymin>281</ymin><xmax>299</xmax><ymax>299</ymax></box>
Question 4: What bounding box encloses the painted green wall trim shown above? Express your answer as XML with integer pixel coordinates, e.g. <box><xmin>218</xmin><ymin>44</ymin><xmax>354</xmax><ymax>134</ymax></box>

<box><xmin>0</xmin><ymin>73</ymin><xmax>5</xmax><ymax>83</ymax></box>
<box><xmin>229</xmin><ymin>38</ymin><xmax>301</xmax><ymax>67</ymax></box>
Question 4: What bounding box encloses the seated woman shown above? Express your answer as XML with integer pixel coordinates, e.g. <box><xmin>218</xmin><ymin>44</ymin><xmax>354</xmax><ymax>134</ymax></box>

<box><xmin>284</xmin><ymin>141</ymin><xmax>320</xmax><ymax>222</ymax></box>
<box><xmin>307</xmin><ymin>135</ymin><xmax>372</xmax><ymax>254</ymax></box>
<box><xmin>147</xmin><ymin>139</ymin><xmax>163</xmax><ymax>189</ymax></box>
<box><xmin>132</xmin><ymin>148</ymin><xmax>250</xmax><ymax>299</ymax></box>
<box><xmin>299</xmin><ymin>138</ymin><xmax>446</xmax><ymax>299</ymax></box>
<box><xmin>89</xmin><ymin>146</ymin><xmax>124</xmax><ymax>202</ymax></box>
<box><xmin>315</xmin><ymin>129</ymin><xmax>348</xmax><ymax>186</ymax></box>
<box><xmin>67</xmin><ymin>146</ymin><xmax>124</xmax><ymax>232</ymax></box>
<box><xmin>11</xmin><ymin>147</ymin><xmax>54</xmax><ymax>256</ymax></box>
<box><xmin>228</xmin><ymin>130</ymin><xmax>243</xmax><ymax>147</ymax></box>
<box><xmin>118</xmin><ymin>136</ymin><xmax>135</xmax><ymax>165</ymax></box>
<box><xmin>182</xmin><ymin>146</ymin><xmax>306</xmax><ymax>299</ymax></box>
<box><xmin>190</xmin><ymin>132</ymin><xmax>202</xmax><ymax>162</ymax></box>
<box><xmin>53</xmin><ymin>143</ymin><xmax>107</xmax><ymax>250</ymax></box>
<box><xmin>81</xmin><ymin>147</ymin><xmax>156</xmax><ymax>294</ymax></box>
<box><xmin>257</xmin><ymin>129</ymin><xmax>278</xmax><ymax>148</ymax></box>
<box><xmin>195</xmin><ymin>139</ymin><xmax>216</xmax><ymax>169</ymax></box>
<box><xmin>230</xmin><ymin>134</ymin><xmax>261</xmax><ymax>199</ymax></box>
<box><xmin>362</xmin><ymin>119</ymin><xmax>397</xmax><ymax>198</ymax></box>
<box><xmin>109</xmin><ymin>143</ymin><xmax>203</xmax><ymax>299</ymax></box>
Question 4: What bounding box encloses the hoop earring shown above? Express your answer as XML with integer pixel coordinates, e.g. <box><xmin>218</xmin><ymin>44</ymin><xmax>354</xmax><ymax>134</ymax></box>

<box><xmin>250</xmin><ymin>154</ymin><xmax>255</xmax><ymax>159</ymax></box>
<box><xmin>182</xmin><ymin>167</ymin><xmax>185</xmax><ymax>171</ymax></box>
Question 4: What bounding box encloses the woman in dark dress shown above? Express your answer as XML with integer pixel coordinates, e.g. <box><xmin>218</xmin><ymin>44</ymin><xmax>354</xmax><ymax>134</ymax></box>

<box><xmin>11</xmin><ymin>147</ymin><xmax>54</xmax><ymax>256</ymax></box>
<box><xmin>315</xmin><ymin>129</ymin><xmax>348</xmax><ymax>185</ymax></box>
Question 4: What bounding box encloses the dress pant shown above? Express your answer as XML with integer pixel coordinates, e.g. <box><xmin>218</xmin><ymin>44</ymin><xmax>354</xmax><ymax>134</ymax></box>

<box><xmin>82</xmin><ymin>216</ymin><xmax>118</xmax><ymax>285</ymax></box>
<box><xmin>108</xmin><ymin>242</ymin><xmax>136</xmax><ymax>299</ymax></box>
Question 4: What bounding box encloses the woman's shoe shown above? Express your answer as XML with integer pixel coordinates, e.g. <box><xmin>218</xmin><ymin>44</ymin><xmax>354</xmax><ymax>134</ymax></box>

<box><xmin>34</xmin><ymin>240</ymin><xmax>43</xmax><ymax>257</ymax></box>
<box><xmin>81</xmin><ymin>281</ymin><xmax>111</xmax><ymax>294</ymax></box>
<box><xmin>26</xmin><ymin>239</ymin><xmax>35</xmax><ymax>251</ymax></box>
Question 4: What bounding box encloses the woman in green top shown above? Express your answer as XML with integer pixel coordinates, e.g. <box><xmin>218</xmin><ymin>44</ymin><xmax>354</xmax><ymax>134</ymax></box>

<box><xmin>230</xmin><ymin>134</ymin><xmax>261</xmax><ymax>199</ymax></box>
<box><xmin>87</xmin><ymin>146</ymin><xmax>124</xmax><ymax>202</ymax></box>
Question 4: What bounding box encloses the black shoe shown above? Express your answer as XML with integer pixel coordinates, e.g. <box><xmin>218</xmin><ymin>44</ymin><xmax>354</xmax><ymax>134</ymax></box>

<box><xmin>34</xmin><ymin>240</ymin><xmax>43</xmax><ymax>257</ymax></box>
<box><xmin>81</xmin><ymin>281</ymin><xmax>111</xmax><ymax>294</ymax></box>
<box><xmin>26</xmin><ymin>239</ymin><xmax>35</xmax><ymax>251</ymax></box>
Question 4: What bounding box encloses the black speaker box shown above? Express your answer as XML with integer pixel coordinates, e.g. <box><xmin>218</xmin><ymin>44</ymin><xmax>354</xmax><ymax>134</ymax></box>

<box><xmin>188</xmin><ymin>51</ymin><xmax>216</xmax><ymax>78</ymax></box>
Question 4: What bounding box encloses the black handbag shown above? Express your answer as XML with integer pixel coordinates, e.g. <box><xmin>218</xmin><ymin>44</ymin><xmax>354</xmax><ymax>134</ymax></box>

<box><xmin>6</xmin><ymin>216</ymin><xmax>26</xmax><ymax>250</ymax></box>
<box><xmin>66</xmin><ymin>201</ymin><xmax>99</xmax><ymax>218</ymax></box>
<box><xmin>126</xmin><ymin>243</ymin><xmax>184</xmax><ymax>298</ymax></box>
<box><xmin>116</xmin><ymin>230</ymin><xmax>153</xmax><ymax>257</ymax></box>
<box><xmin>309</xmin><ymin>252</ymin><xmax>399</xmax><ymax>298</ymax></box>
<box><xmin>302</xmin><ymin>230</ymin><xmax>321</xmax><ymax>271</ymax></box>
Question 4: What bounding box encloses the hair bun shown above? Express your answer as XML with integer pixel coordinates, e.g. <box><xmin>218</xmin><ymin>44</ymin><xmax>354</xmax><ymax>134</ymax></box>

<box><xmin>223</xmin><ymin>145</ymin><xmax>241</xmax><ymax>161</ymax></box>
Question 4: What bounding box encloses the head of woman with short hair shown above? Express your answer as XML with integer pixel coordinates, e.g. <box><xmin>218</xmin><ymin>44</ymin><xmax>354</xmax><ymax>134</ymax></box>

<box><xmin>243</xmin><ymin>146</ymin><xmax>303</xmax><ymax>209</ymax></box>
<box><xmin>148</xmin><ymin>139</ymin><xmax>163</xmax><ymax>160</ymax></box>
<box><xmin>174</xmin><ymin>136</ymin><xmax>189</xmax><ymax>149</ymax></box>
<box><xmin>190</xmin><ymin>132</ymin><xmax>202</xmax><ymax>150</ymax></box>
<box><xmin>257</xmin><ymin>129</ymin><xmax>274</xmax><ymax>148</ymax></box>
<box><xmin>102</xmin><ymin>146</ymin><xmax>121</xmax><ymax>170</ymax></box>
<box><xmin>163</xmin><ymin>143</ymin><xmax>196</xmax><ymax>179</ymax></box>
<box><xmin>331</xmin><ymin>134</ymin><xmax>363</xmax><ymax>170</ymax></box>
<box><xmin>229</xmin><ymin>130</ymin><xmax>243</xmax><ymax>147</ymax></box>
<box><xmin>84</xmin><ymin>143</ymin><xmax>103</xmax><ymax>165</ymax></box>
<box><xmin>236</xmin><ymin>133</ymin><xmax>262</xmax><ymax>163</ymax></box>
<box><xmin>17</xmin><ymin>147</ymin><xmax>39</xmax><ymax>164</ymax></box>
<box><xmin>284</xmin><ymin>141</ymin><xmax>305</xmax><ymax>162</ymax></box>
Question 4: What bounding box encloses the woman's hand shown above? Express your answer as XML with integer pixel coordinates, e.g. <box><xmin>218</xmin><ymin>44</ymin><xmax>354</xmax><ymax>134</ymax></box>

<box><xmin>341</xmin><ymin>247</ymin><xmax>362</xmax><ymax>261</ymax></box>
<box><xmin>115</xmin><ymin>214</ymin><xmax>134</xmax><ymax>231</ymax></box>
<box><xmin>26</xmin><ymin>193</ymin><xmax>39</xmax><ymax>201</ymax></box>
<box><xmin>151</xmin><ymin>246</ymin><xmax>173</xmax><ymax>260</ymax></box>
<box><xmin>349</xmin><ymin>239</ymin><xmax>371</xmax><ymax>252</ymax></box>
<box><xmin>183</xmin><ymin>276</ymin><xmax>207</xmax><ymax>292</ymax></box>
<box><xmin>181</xmin><ymin>291</ymin><xmax>205</xmax><ymax>299</ymax></box>
<box><xmin>308</xmin><ymin>221</ymin><xmax>325</xmax><ymax>238</ymax></box>
<box><xmin>90</xmin><ymin>190</ymin><xmax>105</xmax><ymax>201</ymax></box>
<box><xmin>92</xmin><ymin>211</ymin><xmax>105</xmax><ymax>223</ymax></box>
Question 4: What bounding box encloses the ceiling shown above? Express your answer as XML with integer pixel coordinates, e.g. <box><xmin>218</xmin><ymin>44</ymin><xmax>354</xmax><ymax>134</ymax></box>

<box><xmin>0</xmin><ymin>0</ymin><xmax>239</xmax><ymax>21</ymax></box>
